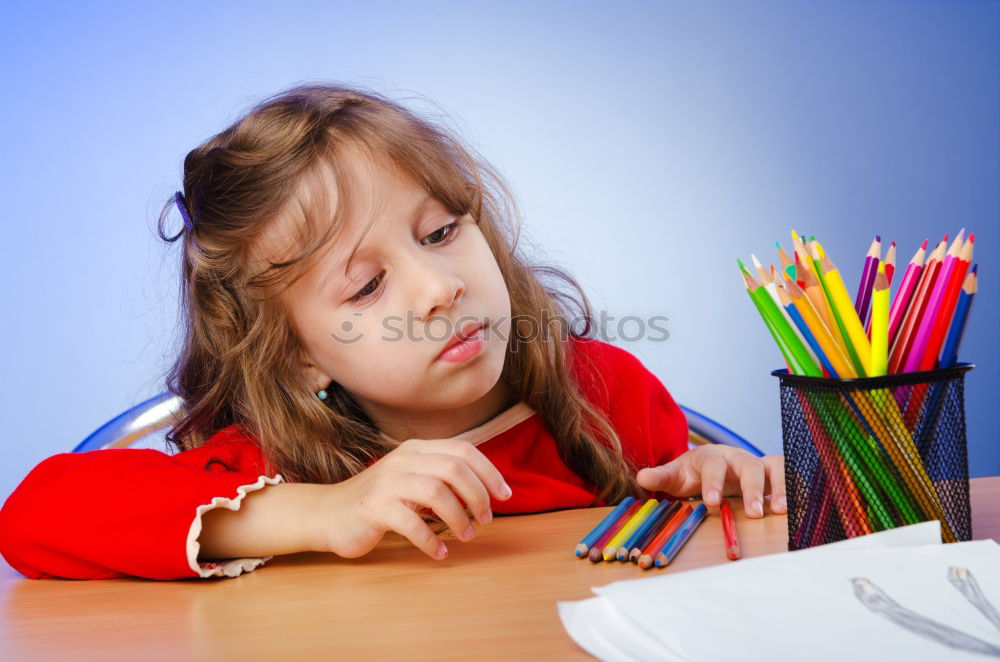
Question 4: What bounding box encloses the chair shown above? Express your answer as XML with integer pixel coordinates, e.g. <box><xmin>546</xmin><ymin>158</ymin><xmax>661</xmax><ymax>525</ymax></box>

<box><xmin>74</xmin><ymin>392</ymin><xmax>764</xmax><ymax>457</ymax></box>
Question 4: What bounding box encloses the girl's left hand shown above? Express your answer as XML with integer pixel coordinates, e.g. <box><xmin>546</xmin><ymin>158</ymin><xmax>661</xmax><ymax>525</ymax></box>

<box><xmin>636</xmin><ymin>446</ymin><xmax>787</xmax><ymax>518</ymax></box>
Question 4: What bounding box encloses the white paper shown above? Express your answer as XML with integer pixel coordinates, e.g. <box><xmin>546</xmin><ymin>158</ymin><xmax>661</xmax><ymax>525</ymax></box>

<box><xmin>558</xmin><ymin>523</ymin><xmax>1000</xmax><ymax>662</ymax></box>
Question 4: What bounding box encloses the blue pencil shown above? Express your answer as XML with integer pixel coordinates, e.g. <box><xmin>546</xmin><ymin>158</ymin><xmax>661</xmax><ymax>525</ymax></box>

<box><xmin>616</xmin><ymin>499</ymin><xmax>672</xmax><ymax>561</ymax></box>
<box><xmin>939</xmin><ymin>265</ymin><xmax>976</xmax><ymax>368</ymax></box>
<box><xmin>654</xmin><ymin>503</ymin><xmax>708</xmax><ymax>567</ymax></box>
<box><xmin>574</xmin><ymin>496</ymin><xmax>636</xmax><ymax>557</ymax></box>
<box><xmin>784</xmin><ymin>296</ymin><xmax>840</xmax><ymax>378</ymax></box>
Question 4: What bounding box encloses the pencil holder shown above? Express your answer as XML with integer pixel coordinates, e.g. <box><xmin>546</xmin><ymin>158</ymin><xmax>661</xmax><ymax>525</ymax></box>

<box><xmin>773</xmin><ymin>364</ymin><xmax>974</xmax><ymax>550</ymax></box>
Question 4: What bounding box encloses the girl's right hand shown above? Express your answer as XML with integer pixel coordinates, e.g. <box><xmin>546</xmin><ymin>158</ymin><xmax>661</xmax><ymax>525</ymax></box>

<box><xmin>312</xmin><ymin>438</ymin><xmax>512</xmax><ymax>560</ymax></box>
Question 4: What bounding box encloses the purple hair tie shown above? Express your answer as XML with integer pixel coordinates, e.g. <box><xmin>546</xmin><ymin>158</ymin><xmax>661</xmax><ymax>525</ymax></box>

<box><xmin>173</xmin><ymin>191</ymin><xmax>195</xmax><ymax>234</ymax></box>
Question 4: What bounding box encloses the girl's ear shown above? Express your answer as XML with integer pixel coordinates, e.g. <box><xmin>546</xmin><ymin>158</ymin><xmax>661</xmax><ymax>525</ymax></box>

<box><xmin>300</xmin><ymin>357</ymin><xmax>334</xmax><ymax>393</ymax></box>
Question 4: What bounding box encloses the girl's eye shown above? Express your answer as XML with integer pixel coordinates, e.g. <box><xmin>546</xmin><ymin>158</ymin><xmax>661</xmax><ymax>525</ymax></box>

<box><xmin>348</xmin><ymin>274</ymin><xmax>382</xmax><ymax>304</ymax></box>
<box><xmin>347</xmin><ymin>221</ymin><xmax>460</xmax><ymax>304</ymax></box>
<box><xmin>420</xmin><ymin>221</ymin><xmax>460</xmax><ymax>246</ymax></box>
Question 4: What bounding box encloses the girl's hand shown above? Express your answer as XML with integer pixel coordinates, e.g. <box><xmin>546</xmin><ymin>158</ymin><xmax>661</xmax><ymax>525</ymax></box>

<box><xmin>636</xmin><ymin>446</ymin><xmax>787</xmax><ymax>518</ymax></box>
<box><xmin>313</xmin><ymin>438</ymin><xmax>512</xmax><ymax>560</ymax></box>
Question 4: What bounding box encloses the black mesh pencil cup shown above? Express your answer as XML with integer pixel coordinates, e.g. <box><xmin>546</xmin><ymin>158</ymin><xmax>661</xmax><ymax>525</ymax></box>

<box><xmin>773</xmin><ymin>363</ymin><xmax>974</xmax><ymax>550</ymax></box>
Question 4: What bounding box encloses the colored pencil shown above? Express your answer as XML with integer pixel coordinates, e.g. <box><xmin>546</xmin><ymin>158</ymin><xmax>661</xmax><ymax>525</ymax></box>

<box><xmin>617</xmin><ymin>499</ymin><xmax>673</xmax><ymax>561</ymax></box>
<box><xmin>819</xmin><ymin>251</ymin><xmax>873</xmax><ymax>376</ymax></box>
<box><xmin>778</xmin><ymin>284</ymin><xmax>837</xmax><ymax>378</ymax></box>
<box><xmin>655</xmin><ymin>503</ymin><xmax>709</xmax><ymax>567</ymax></box>
<box><xmin>587</xmin><ymin>500</ymin><xmax>639</xmax><ymax>563</ymax></box>
<box><xmin>888</xmin><ymin>237</ymin><xmax>946</xmax><ymax>374</ymax></box>
<box><xmin>754</xmin><ymin>254</ymin><xmax>821</xmax><ymax>368</ymax></box>
<box><xmin>743</xmin><ymin>270</ymin><xmax>823</xmax><ymax>377</ymax></box>
<box><xmin>628</xmin><ymin>501</ymin><xmax>681</xmax><ymax>563</ymax></box>
<box><xmin>574</xmin><ymin>496</ymin><xmax>635</xmax><ymax>557</ymax></box>
<box><xmin>887</xmin><ymin>240</ymin><xmax>927</xmax><ymax>347</ymax></box>
<box><xmin>720</xmin><ymin>499</ymin><xmax>741</xmax><ymax>560</ymax></box>
<box><xmin>777</xmin><ymin>242</ymin><xmax>796</xmax><ymax>279</ymax></box>
<box><xmin>869</xmin><ymin>263</ymin><xmax>890</xmax><ymax>377</ymax></box>
<box><xmin>602</xmin><ymin>498</ymin><xmax>658</xmax><ymax>561</ymax></box>
<box><xmin>784</xmin><ymin>277</ymin><xmax>856</xmax><ymax>378</ymax></box>
<box><xmin>638</xmin><ymin>504</ymin><xmax>692</xmax><ymax>569</ymax></box>
<box><xmin>884</xmin><ymin>241</ymin><xmax>897</xmax><ymax>286</ymax></box>
<box><xmin>939</xmin><ymin>266</ymin><xmax>977</xmax><ymax>369</ymax></box>
<box><xmin>855</xmin><ymin>235</ymin><xmax>881</xmax><ymax>325</ymax></box>
<box><xmin>916</xmin><ymin>234</ymin><xmax>974</xmax><ymax>371</ymax></box>
<box><xmin>903</xmin><ymin>231</ymin><xmax>966</xmax><ymax>373</ymax></box>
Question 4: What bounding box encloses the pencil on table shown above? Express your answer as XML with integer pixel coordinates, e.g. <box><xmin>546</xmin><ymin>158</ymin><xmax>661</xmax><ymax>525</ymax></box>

<box><xmin>887</xmin><ymin>240</ymin><xmax>927</xmax><ymax>347</ymax></box>
<box><xmin>655</xmin><ymin>503</ymin><xmax>709</xmax><ymax>567</ymax></box>
<box><xmin>638</xmin><ymin>504</ymin><xmax>691</xmax><ymax>570</ymax></box>
<box><xmin>720</xmin><ymin>499</ymin><xmax>741</xmax><ymax>560</ymax></box>
<box><xmin>574</xmin><ymin>496</ymin><xmax>635</xmax><ymax>557</ymax></box>
<box><xmin>616</xmin><ymin>499</ymin><xmax>673</xmax><ymax>561</ymax></box>
<box><xmin>602</xmin><ymin>498</ymin><xmax>658</xmax><ymax>561</ymax></box>
<box><xmin>628</xmin><ymin>501</ymin><xmax>681</xmax><ymax>563</ymax></box>
<box><xmin>587</xmin><ymin>500</ymin><xmax>640</xmax><ymax>563</ymax></box>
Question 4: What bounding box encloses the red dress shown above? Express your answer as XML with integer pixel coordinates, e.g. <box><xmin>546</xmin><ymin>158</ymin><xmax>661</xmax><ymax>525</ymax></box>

<box><xmin>0</xmin><ymin>337</ymin><xmax>688</xmax><ymax>580</ymax></box>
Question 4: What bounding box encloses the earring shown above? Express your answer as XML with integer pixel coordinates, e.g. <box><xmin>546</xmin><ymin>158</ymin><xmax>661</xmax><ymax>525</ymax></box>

<box><xmin>316</xmin><ymin>389</ymin><xmax>328</xmax><ymax>401</ymax></box>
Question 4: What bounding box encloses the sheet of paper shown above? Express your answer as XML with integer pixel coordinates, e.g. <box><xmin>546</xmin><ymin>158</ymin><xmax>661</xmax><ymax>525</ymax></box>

<box><xmin>558</xmin><ymin>523</ymin><xmax>1000</xmax><ymax>662</ymax></box>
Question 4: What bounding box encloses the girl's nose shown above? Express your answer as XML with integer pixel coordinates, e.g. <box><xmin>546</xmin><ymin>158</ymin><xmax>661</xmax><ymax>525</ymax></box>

<box><xmin>409</xmin><ymin>254</ymin><xmax>465</xmax><ymax>321</ymax></box>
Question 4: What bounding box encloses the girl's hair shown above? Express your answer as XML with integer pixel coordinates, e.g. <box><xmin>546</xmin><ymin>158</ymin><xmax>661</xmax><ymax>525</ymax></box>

<box><xmin>157</xmin><ymin>82</ymin><xmax>644</xmax><ymax>504</ymax></box>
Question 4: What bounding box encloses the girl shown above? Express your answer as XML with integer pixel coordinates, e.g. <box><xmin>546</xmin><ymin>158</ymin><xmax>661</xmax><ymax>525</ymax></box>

<box><xmin>0</xmin><ymin>83</ymin><xmax>786</xmax><ymax>580</ymax></box>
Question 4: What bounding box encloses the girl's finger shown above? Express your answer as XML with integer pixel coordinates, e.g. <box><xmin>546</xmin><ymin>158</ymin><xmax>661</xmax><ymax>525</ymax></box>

<box><xmin>736</xmin><ymin>456</ymin><xmax>767</xmax><ymax>518</ymax></box>
<box><xmin>384</xmin><ymin>502</ymin><xmax>450</xmax><ymax>560</ymax></box>
<box><xmin>697</xmin><ymin>452</ymin><xmax>728</xmax><ymax>507</ymax></box>
<box><xmin>764</xmin><ymin>456</ymin><xmax>788</xmax><ymax>514</ymax></box>
<box><xmin>419</xmin><ymin>439</ymin><xmax>513</xmax><ymax>502</ymax></box>
<box><xmin>402</xmin><ymin>474</ymin><xmax>477</xmax><ymax>543</ymax></box>
<box><xmin>414</xmin><ymin>453</ymin><xmax>493</xmax><ymax>525</ymax></box>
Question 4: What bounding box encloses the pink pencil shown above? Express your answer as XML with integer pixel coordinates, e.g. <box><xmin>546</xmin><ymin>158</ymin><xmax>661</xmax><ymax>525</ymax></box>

<box><xmin>902</xmin><ymin>230</ymin><xmax>964</xmax><ymax>373</ymax></box>
<box><xmin>887</xmin><ymin>240</ymin><xmax>927</xmax><ymax>346</ymax></box>
<box><xmin>884</xmin><ymin>241</ymin><xmax>897</xmax><ymax>286</ymax></box>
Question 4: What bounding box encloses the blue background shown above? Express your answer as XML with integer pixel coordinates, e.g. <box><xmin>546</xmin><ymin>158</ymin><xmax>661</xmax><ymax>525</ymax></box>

<box><xmin>1</xmin><ymin>0</ymin><xmax>997</xmax><ymax>518</ymax></box>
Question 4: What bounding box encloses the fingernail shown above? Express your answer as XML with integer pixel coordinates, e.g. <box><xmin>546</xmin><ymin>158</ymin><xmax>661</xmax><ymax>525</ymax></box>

<box><xmin>753</xmin><ymin>501</ymin><xmax>764</xmax><ymax>517</ymax></box>
<box><xmin>437</xmin><ymin>542</ymin><xmax>449</xmax><ymax>559</ymax></box>
<box><xmin>461</xmin><ymin>524</ymin><xmax>475</xmax><ymax>541</ymax></box>
<box><xmin>776</xmin><ymin>495</ymin><xmax>787</xmax><ymax>510</ymax></box>
<box><xmin>706</xmin><ymin>490</ymin><xmax>719</xmax><ymax>504</ymax></box>
<box><xmin>481</xmin><ymin>510</ymin><xmax>493</xmax><ymax>524</ymax></box>
<box><xmin>499</xmin><ymin>481</ymin><xmax>513</xmax><ymax>499</ymax></box>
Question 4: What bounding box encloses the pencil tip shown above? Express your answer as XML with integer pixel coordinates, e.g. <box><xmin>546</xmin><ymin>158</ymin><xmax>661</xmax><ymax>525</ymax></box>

<box><xmin>920</xmin><ymin>239</ymin><xmax>928</xmax><ymax>249</ymax></box>
<box><xmin>889</xmin><ymin>241</ymin><xmax>895</xmax><ymax>247</ymax></box>
<box><xmin>791</xmin><ymin>230</ymin><xmax>799</xmax><ymax>240</ymax></box>
<box><xmin>968</xmin><ymin>233</ymin><xmax>975</xmax><ymax>244</ymax></box>
<box><xmin>875</xmin><ymin>235</ymin><xmax>881</xmax><ymax>242</ymax></box>
<box><xmin>972</xmin><ymin>264</ymin><xmax>978</xmax><ymax>274</ymax></box>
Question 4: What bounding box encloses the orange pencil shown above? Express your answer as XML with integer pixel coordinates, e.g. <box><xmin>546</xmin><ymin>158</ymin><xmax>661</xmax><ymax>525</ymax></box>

<box><xmin>720</xmin><ymin>499</ymin><xmax>741</xmax><ymax>560</ymax></box>
<box><xmin>637</xmin><ymin>504</ymin><xmax>692</xmax><ymax>570</ymax></box>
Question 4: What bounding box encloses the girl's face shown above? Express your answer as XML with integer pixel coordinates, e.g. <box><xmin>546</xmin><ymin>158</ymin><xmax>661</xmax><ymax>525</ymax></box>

<box><xmin>261</xmin><ymin>148</ymin><xmax>513</xmax><ymax>438</ymax></box>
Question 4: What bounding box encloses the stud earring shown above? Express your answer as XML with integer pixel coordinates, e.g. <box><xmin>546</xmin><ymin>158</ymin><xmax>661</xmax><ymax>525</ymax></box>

<box><xmin>316</xmin><ymin>389</ymin><xmax>328</xmax><ymax>401</ymax></box>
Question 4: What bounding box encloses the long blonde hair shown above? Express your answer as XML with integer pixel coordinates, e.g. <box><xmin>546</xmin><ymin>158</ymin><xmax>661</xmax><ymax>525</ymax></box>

<box><xmin>157</xmin><ymin>83</ymin><xmax>644</xmax><ymax>504</ymax></box>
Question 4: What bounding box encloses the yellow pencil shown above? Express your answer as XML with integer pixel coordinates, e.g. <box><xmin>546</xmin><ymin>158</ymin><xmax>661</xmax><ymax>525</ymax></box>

<box><xmin>870</xmin><ymin>263</ymin><xmax>890</xmax><ymax>377</ymax></box>
<box><xmin>784</xmin><ymin>276</ymin><xmax>857</xmax><ymax>378</ymax></box>
<box><xmin>818</xmin><ymin>250</ymin><xmax>873</xmax><ymax>376</ymax></box>
<box><xmin>602</xmin><ymin>499</ymin><xmax>659</xmax><ymax>561</ymax></box>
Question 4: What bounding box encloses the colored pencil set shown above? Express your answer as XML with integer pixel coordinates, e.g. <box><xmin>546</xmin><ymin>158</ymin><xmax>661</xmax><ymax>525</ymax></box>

<box><xmin>574</xmin><ymin>496</ymin><xmax>733</xmax><ymax>569</ymax></box>
<box><xmin>740</xmin><ymin>230</ymin><xmax>978</xmax><ymax>546</ymax></box>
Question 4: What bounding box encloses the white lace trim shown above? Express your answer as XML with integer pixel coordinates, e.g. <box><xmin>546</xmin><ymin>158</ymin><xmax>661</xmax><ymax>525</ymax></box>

<box><xmin>378</xmin><ymin>401</ymin><xmax>537</xmax><ymax>447</ymax></box>
<box><xmin>186</xmin><ymin>473</ymin><xmax>285</xmax><ymax>578</ymax></box>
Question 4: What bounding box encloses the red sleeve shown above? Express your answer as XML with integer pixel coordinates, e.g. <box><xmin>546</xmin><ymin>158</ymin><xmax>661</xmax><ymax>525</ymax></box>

<box><xmin>569</xmin><ymin>337</ymin><xmax>690</xmax><ymax>471</ymax></box>
<box><xmin>0</xmin><ymin>425</ymin><xmax>283</xmax><ymax>581</ymax></box>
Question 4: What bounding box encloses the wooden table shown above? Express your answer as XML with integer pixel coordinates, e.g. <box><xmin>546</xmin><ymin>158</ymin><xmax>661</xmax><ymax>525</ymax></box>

<box><xmin>2</xmin><ymin>477</ymin><xmax>997</xmax><ymax>661</ymax></box>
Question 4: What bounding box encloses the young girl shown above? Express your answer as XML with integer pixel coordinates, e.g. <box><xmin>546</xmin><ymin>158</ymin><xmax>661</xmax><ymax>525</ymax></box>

<box><xmin>0</xmin><ymin>83</ymin><xmax>786</xmax><ymax>580</ymax></box>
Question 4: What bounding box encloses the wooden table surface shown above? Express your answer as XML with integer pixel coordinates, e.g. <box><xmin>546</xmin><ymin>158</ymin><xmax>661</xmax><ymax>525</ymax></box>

<box><xmin>2</xmin><ymin>476</ymin><xmax>998</xmax><ymax>661</ymax></box>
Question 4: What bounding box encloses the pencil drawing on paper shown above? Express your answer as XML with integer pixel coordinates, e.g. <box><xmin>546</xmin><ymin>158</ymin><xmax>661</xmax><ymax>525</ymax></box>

<box><xmin>850</xmin><ymin>568</ymin><xmax>1000</xmax><ymax>658</ymax></box>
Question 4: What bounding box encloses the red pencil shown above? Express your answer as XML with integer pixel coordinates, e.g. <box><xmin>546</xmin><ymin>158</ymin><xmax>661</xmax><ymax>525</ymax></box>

<box><xmin>887</xmin><ymin>240</ymin><xmax>927</xmax><ymax>346</ymax></box>
<box><xmin>888</xmin><ymin>237</ymin><xmax>946</xmax><ymax>374</ymax></box>
<box><xmin>884</xmin><ymin>241</ymin><xmax>897</xmax><ymax>286</ymax></box>
<box><xmin>587</xmin><ymin>501</ymin><xmax>640</xmax><ymax>563</ymax></box>
<box><xmin>637</xmin><ymin>504</ymin><xmax>692</xmax><ymax>570</ymax></box>
<box><xmin>720</xmin><ymin>500</ymin><xmax>741</xmax><ymax>560</ymax></box>
<box><xmin>917</xmin><ymin>234</ymin><xmax>974</xmax><ymax>371</ymax></box>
